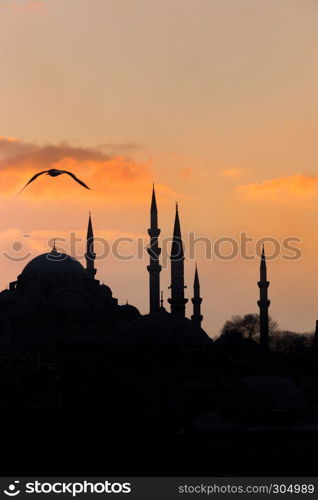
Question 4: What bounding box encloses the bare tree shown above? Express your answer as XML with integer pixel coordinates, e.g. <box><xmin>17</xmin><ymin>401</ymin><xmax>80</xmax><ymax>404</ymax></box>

<box><xmin>221</xmin><ymin>313</ymin><xmax>278</xmax><ymax>341</ymax></box>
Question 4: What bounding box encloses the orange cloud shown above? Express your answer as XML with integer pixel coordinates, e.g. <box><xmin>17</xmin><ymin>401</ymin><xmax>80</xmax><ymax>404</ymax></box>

<box><xmin>0</xmin><ymin>136</ymin><xmax>19</xmax><ymax>142</ymax></box>
<box><xmin>0</xmin><ymin>137</ymin><xmax>179</xmax><ymax>207</ymax></box>
<box><xmin>96</xmin><ymin>142</ymin><xmax>144</xmax><ymax>154</ymax></box>
<box><xmin>222</xmin><ymin>167</ymin><xmax>247</xmax><ymax>178</ymax></box>
<box><xmin>236</xmin><ymin>174</ymin><xmax>318</xmax><ymax>203</ymax></box>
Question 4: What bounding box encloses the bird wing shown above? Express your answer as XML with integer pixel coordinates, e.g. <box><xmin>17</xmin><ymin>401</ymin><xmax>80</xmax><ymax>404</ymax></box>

<box><xmin>19</xmin><ymin>170</ymin><xmax>49</xmax><ymax>193</ymax></box>
<box><xmin>62</xmin><ymin>171</ymin><xmax>91</xmax><ymax>190</ymax></box>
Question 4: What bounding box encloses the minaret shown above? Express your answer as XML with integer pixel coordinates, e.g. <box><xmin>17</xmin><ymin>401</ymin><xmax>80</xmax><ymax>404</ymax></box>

<box><xmin>85</xmin><ymin>211</ymin><xmax>96</xmax><ymax>278</ymax></box>
<box><xmin>191</xmin><ymin>264</ymin><xmax>203</xmax><ymax>327</ymax></box>
<box><xmin>168</xmin><ymin>203</ymin><xmax>188</xmax><ymax>316</ymax></box>
<box><xmin>257</xmin><ymin>245</ymin><xmax>270</xmax><ymax>349</ymax></box>
<box><xmin>147</xmin><ymin>184</ymin><xmax>161</xmax><ymax>313</ymax></box>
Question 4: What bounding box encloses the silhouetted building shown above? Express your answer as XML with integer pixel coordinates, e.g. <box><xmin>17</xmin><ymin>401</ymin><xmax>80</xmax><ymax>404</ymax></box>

<box><xmin>257</xmin><ymin>245</ymin><xmax>270</xmax><ymax>349</ymax></box>
<box><xmin>168</xmin><ymin>203</ymin><xmax>188</xmax><ymax>317</ymax></box>
<box><xmin>147</xmin><ymin>184</ymin><xmax>161</xmax><ymax>313</ymax></box>
<box><xmin>191</xmin><ymin>264</ymin><xmax>203</xmax><ymax>327</ymax></box>
<box><xmin>0</xmin><ymin>185</ymin><xmax>317</xmax><ymax>479</ymax></box>
<box><xmin>0</xmin><ymin>203</ymin><xmax>209</xmax><ymax>350</ymax></box>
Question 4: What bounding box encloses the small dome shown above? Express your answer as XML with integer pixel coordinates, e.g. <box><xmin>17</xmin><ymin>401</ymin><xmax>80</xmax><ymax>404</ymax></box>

<box><xmin>21</xmin><ymin>251</ymin><xmax>86</xmax><ymax>276</ymax></box>
<box><xmin>119</xmin><ymin>312</ymin><xmax>211</xmax><ymax>346</ymax></box>
<box><xmin>119</xmin><ymin>303</ymin><xmax>140</xmax><ymax>320</ymax></box>
<box><xmin>100</xmin><ymin>284</ymin><xmax>113</xmax><ymax>298</ymax></box>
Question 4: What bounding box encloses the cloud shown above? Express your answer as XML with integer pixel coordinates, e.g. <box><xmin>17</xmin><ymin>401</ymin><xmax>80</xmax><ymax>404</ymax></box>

<box><xmin>0</xmin><ymin>137</ymin><xmax>179</xmax><ymax>207</ymax></box>
<box><xmin>236</xmin><ymin>174</ymin><xmax>318</xmax><ymax>203</ymax></box>
<box><xmin>96</xmin><ymin>142</ymin><xmax>144</xmax><ymax>154</ymax></box>
<box><xmin>0</xmin><ymin>137</ymin><xmax>111</xmax><ymax>170</ymax></box>
<box><xmin>222</xmin><ymin>167</ymin><xmax>247</xmax><ymax>179</ymax></box>
<box><xmin>0</xmin><ymin>137</ymin><xmax>150</xmax><ymax>204</ymax></box>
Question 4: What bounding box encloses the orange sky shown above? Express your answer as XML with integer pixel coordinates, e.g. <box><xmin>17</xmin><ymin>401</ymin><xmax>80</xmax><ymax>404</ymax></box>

<box><xmin>1</xmin><ymin>0</ymin><xmax>318</xmax><ymax>336</ymax></box>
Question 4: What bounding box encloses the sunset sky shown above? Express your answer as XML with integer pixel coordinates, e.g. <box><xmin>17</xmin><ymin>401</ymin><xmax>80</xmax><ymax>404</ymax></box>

<box><xmin>1</xmin><ymin>0</ymin><xmax>318</xmax><ymax>336</ymax></box>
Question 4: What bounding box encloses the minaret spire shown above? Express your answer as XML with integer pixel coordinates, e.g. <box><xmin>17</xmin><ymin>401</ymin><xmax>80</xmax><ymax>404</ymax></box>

<box><xmin>168</xmin><ymin>203</ymin><xmax>188</xmax><ymax>317</ymax></box>
<box><xmin>85</xmin><ymin>211</ymin><xmax>97</xmax><ymax>278</ymax></box>
<box><xmin>147</xmin><ymin>184</ymin><xmax>161</xmax><ymax>313</ymax></box>
<box><xmin>257</xmin><ymin>245</ymin><xmax>270</xmax><ymax>349</ymax></box>
<box><xmin>191</xmin><ymin>264</ymin><xmax>203</xmax><ymax>327</ymax></box>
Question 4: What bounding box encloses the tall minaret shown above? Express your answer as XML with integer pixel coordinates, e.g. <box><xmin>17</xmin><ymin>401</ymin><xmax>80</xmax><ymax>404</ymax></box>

<box><xmin>191</xmin><ymin>264</ymin><xmax>203</xmax><ymax>327</ymax></box>
<box><xmin>147</xmin><ymin>184</ymin><xmax>161</xmax><ymax>313</ymax></box>
<box><xmin>257</xmin><ymin>245</ymin><xmax>270</xmax><ymax>349</ymax></box>
<box><xmin>85</xmin><ymin>211</ymin><xmax>97</xmax><ymax>278</ymax></box>
<box><xmin>168</xmin><ymin>203</ymin><xmax>188</xmax><ymax>317</ymax></box>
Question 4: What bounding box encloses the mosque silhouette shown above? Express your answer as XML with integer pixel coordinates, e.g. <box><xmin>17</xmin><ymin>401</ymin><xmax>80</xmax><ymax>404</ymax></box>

<box><xmin>0</xmin><ymin>186</ymin><xmax>317</xmax><ymax>476</ymax></box>
<box><xmin>0</xmin><ymin>185</ymin><xmax>270</xmax><ymax>348</ymax></box>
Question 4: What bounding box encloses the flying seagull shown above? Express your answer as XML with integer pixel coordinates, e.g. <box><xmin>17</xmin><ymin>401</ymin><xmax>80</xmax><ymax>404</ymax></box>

<box><xmin>20</xmin><ymin>168</ymin><xmax>90</xmax><ymax>193</ymax></box>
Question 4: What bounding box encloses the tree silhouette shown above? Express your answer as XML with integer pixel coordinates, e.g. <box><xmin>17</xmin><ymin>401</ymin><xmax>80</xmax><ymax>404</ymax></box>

<box><xmin>270</xmin><ymin>330</ymin><xmax>314</xmax><ymax>353</ymax></box>
<box><xmin>220</xmin><ymin>313</ymin><xmax>278</xmax><ymax>341</ymax></box>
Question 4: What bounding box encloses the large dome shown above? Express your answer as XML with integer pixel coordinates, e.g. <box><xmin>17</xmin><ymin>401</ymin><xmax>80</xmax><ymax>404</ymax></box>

<box><xmin>21</xmin><ymin>251</ymin><xmax>86</xmax><ymax>275</ymax></box>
